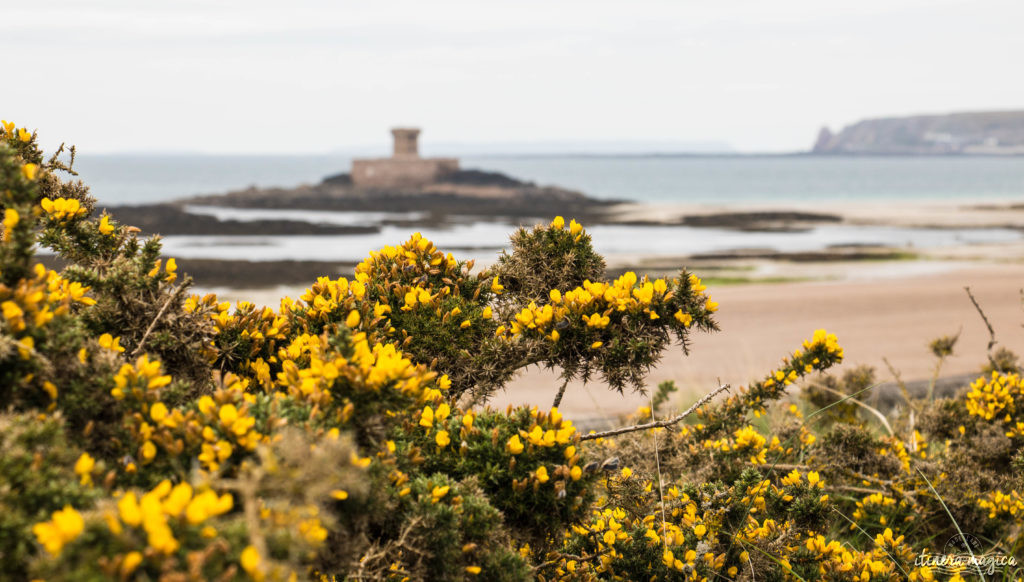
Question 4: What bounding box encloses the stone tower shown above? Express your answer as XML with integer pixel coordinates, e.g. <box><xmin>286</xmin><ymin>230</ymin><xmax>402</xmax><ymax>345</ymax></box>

<box><xmin>350</xmin><ymin>127</ymin><xmax>459</xmax><ymax>187</ymax></box>
<box><xmin>391</xmin><ymin>128</ymin><xmax>421</xmax><ymax>158</ymax></box>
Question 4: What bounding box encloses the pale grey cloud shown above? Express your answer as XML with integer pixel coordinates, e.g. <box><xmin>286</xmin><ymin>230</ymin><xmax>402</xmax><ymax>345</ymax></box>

<box><xmin>4</xmin><ymin>0</ymin><xmax>1022</xmax><ymax>153</ymax></box>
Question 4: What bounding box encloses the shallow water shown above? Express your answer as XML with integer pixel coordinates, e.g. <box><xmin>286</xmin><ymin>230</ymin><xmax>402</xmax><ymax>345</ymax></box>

<box><xmin>157</xmin><ymin>220</ymin><xmax>1022</xmax><ymax>263</ymax></box>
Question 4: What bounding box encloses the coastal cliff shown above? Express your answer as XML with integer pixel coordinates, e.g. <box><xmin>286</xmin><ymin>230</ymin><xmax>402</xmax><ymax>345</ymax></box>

<box><xmin>812</xmin><ymin>110</ymin><xmax>1024</xmax><ymax>155</ymax></box>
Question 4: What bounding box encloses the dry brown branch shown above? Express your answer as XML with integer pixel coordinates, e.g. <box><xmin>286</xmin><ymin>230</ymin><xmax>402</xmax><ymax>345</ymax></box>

<box><xmin>552</xmin><ymin>376</ymin><xmax>571</xmax><ymax>408</ymax></box>
<box><xmin>745</xmin><ymin>462</ymin><xmax>809</xmax><ymax>472</ymax></box>
<box><xmin>131</xmin><ymin>283</ymin><xmax>188</xmax><ymax>357</ymax></box>
<box><xmin>965</xmin><ymin>286</ymin><xmax>997</xmax><ymax>352</ymax></box>
<box><xmin>579</xmin><ymin>383</ymin><xmax>730</xmax><ymax>441</ymax></box>
<box><xmin>353</xmin><ymin>516</ymin><xmax>425</xmax><ymax>580</ymax></box>
<box><xmin>965</xmin><ymin>286</ymin><xmax>1004</xmax><ymax>372</ymax></box>
<box><xmin>534</xmin><ymin>552</ymin><xmax>600</xmax><ymax>572</ymax></box>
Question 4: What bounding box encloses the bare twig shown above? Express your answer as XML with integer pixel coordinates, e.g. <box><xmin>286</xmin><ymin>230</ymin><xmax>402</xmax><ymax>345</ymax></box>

<box><xmin>551</xmin><ymin>376</ymin><xmax>571</xmax><ymax>408</ymax></box>
<box><xmin>745</xmin><ymin>462</ymin><xmax>809</xmax><ymax>472</ymax></box>
<box><xmin>131</xmin><ymin>284</ymin><xmax>188</xmax><ymax>357</ymax></box>
<box><xmin>882</xmin><ymin>357</ymin><xmax>917</xmax><ymax>413</ymax></box>
<box><xmin>965</xmin><ymin>286</ymin><xmax>997</xmax><ymax>352</ymax></box>
<box><xmin>966</xmin><ymin>286</ymin><xmax>1003</xmax><ymax>373</ymax></box>
<box><xmin>580</xmin><ymin>383</ymin><xmax>730</xmax><ymax>441</ymax></box>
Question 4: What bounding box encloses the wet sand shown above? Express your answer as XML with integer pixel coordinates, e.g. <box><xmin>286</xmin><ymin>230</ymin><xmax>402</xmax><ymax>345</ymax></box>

<box><xmin>605</xmin><ymin>199</ymin><xmax>1024</xmax><ymax>230</ymax></box>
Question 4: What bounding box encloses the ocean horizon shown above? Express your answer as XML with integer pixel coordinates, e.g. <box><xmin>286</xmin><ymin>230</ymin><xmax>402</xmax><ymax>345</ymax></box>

<box><xmin>73</xmin><ymin>153</ymin><xmax>1024</xmax><ymax>207</ymax></box>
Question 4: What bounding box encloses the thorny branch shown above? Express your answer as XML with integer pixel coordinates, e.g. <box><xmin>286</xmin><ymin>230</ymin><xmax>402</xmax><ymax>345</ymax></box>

<box><xmin>552</xmin><ymin>376</ymin><xmax>571</xmax><ymax>408</ymax></box>
<box><xmin>580</xmin><ymin>383</ymin><xmax>730</xmax><ymax>441</ymax></box>
<box><xmin>131</xmin><ymin>282</ymin><xmax>189</xmax><ymax>357</ymax></box>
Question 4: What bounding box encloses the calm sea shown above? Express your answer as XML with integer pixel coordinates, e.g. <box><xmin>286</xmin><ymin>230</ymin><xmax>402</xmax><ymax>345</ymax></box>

<box><xmin>69</xmin><ymin>154</ymin><xmax>1024</xmax><ymax>262</ymax></box>
<box><xmin>75</xmin><ymin>154</ymin><xmax>1024</xmax><ymax>206</ymax></box>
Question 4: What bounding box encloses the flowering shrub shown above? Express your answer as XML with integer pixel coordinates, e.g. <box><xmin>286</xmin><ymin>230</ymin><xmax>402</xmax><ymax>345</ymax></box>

<box><xmin>2</xmin><ymin>124</ymin><xmax>1022</xmax><ymax>580</ymax></box>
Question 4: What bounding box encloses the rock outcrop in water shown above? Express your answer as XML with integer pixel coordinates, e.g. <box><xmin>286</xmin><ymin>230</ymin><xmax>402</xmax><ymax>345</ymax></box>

<box><xmin>812</xmin><ymin>110</ymin><xmax>1024</xmax><ymax>155</ymax></box>
<box><xmin>184</xmin><ymin>167</ymin><xmax>617</xmax><ymax>220</ymax></box>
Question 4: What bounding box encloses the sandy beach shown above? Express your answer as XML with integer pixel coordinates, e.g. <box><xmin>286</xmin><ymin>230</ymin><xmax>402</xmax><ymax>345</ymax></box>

<box><xmin>491</xmin><ymin>263</ymin><xmax>1024</xmax><ymax>421</ymax></box>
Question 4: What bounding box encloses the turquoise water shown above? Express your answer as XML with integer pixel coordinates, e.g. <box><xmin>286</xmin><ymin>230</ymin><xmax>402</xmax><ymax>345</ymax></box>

<box><xmin>75</xmin><ymin>154</ymin><xmax>1024</xmax><ymax>206</ymax></box>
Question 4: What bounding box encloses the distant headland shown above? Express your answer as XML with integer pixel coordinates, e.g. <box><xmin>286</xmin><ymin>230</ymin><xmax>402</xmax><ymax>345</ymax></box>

<box><xmin>812</xmin><ymin>110</ymin><xmax>1024</xmax><ymax>155</ymax></box>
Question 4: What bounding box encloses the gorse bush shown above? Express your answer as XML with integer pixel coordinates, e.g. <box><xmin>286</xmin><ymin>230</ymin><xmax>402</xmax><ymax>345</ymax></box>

<box><xmin>1</xmin><ymin>123</ymin><xmax>1021</xmax><ymax>580</ymax></box>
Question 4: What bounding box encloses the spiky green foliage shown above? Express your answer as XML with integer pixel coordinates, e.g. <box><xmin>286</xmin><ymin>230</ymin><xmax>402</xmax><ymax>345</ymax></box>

<box><xmin>3</xmin><ymin>123</ymin><xmax>1023</xmax><ymax>581</ymax></box>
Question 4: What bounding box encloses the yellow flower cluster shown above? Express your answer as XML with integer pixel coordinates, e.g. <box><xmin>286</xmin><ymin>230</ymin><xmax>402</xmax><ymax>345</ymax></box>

<box><xmin>1</xmin><ymin>119</ymin><xmax>33</xmax><ymax>142</ymax></box>
<box><xmin>851</xmin><ymin>492</ymin><xmax>911</xmax><ymax>530</ymax></box>
<box><xmin>258</xmin><ymin>500</ymin><xmax>329</xmax><ymax>545</ymax></box>
<box><xmin>1</xmin><ymin>264</ymin><xmax>96</xmax><ymax>376</ymax></box>
<box><xmin>32</xmin><ymin>506</ymin><xmax>85</xmax><ymax>556</ymax></box>
<box><xmin>505</xmin><ymin>271</ymin><xmax>712</xmax><ymax>343</ymax></box>
<box><xmin>299</xmin><ymin>275</ymin><xmax>367</xmax><ymax>321</ymax></box>
<box><xmin>701</xmin><ymin>425</ymin><xmax>774</xmax><ymax>464</ymax></box>
<box><xmin>355</xmin><ymin>232</ymin><xmax>459</xmax><ymax>281</ymax></box>
<box><xmin>147</xmin><ymin>257</ymin><xmax>178</xmax><ymax>282</ymax></box>
<box><xmin>977</xmin><ymin>489</ymin><xmax>1024</xmax><ymax>519</ymax></box>
<box><xmin>40</xmin><ymin>197</ymin><xmax>88</xmax><ymax>221</ymax></box>
<box><xmin>549</xmin><ymin>215</ymin><xmax>584</xmax><ymax>238</ymax></box>
<box><xmin>798</xmin><ymin>531</ymin><xmax>914</xmax><ymax>580</ymax></box>
<box><xmin>74</xmin><ymin>452</ymin><xmax>96</xmax><ymax>486</ymax></box>
<box><xmin>500</xmin><ymin>408</ymin><xmax>583</xmax><ymax>489</ymax></box>
<box><xmin>560</xmin><ymin>486</ymin><xmax>729</xmax><ymax>577</ymax></box>
<box><xmin>2</xmin><ymin>207</ymin><xmax>17</xmax><ymax>241</ymax></box>
<box><xmin>112</xmin><ymin>480</ymin><xmax>233</xmax><ymax>556</ymax></box>
<box><xmin>1</xmin><ymin>263</ymin><xmax>94</xmax><ymax>331</ymax></box>
<box><xmin>110</xmin><ymin>354</ymin><xmax>173</xmax><ymax>401</ymax></box>
<box><xmin>738</xmin><ymin>516</ymin><xmax>787</xmax><ymax>543</ymax></box>
<box><xmin>190</xmin><ymin>380</ymin><xmax>264</xmax><ymax>471</ymax></box>
<box><xmin>877</xmin><ymin>435</ymin><xmax>913</xmax><ymax>474</ymax></box>
<box><xmin>965</xmin><ymin>371</ymin><xmax>1020</xmax><ymax>423</ymax></box>
<box><xmin>274</xmin><ymin>331</ymin><xmax>444</xmax><ymax>409</ymax></box>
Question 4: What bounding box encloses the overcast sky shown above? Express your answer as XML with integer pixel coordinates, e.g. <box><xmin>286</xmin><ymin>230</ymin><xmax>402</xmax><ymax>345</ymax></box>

<box><xmin>5</xmin><ymin>0</ymin><xmax>1023</xmax><ymax>154</ymax></box>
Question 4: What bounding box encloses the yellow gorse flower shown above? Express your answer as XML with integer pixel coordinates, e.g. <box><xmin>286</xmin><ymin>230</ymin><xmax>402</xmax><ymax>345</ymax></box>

<box><xmin>40</xmin><ymin>197</ymin><xmax>87</xmax><ymax>220</ymax></box>
<box><xmin>240</xmin><ymin>545</ymin><xmax>261</xmax><ymax>575</ymax></box>
<box><xmin>32</xmin><ymin>506</ymin><xmax>85</xmax><ymax>556</ymax></box>
<box><xmin>99</xmin><ymin>214</ymin><xmax>115</xmax><ymax>235</ymax></box>
<box><xmin>74</xmin><ymin>452</ymin><xmax>95</xmax><ymax>486</ymax></box>
<box><xmin>431</xmin><ymin>485</ymin><xmax>450</xmax><ymax>502</ymax></box>
<box><xmin>21</xmin><ymin>163</ymin><xmax>38</xmax><ymax>181</ymax></box>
